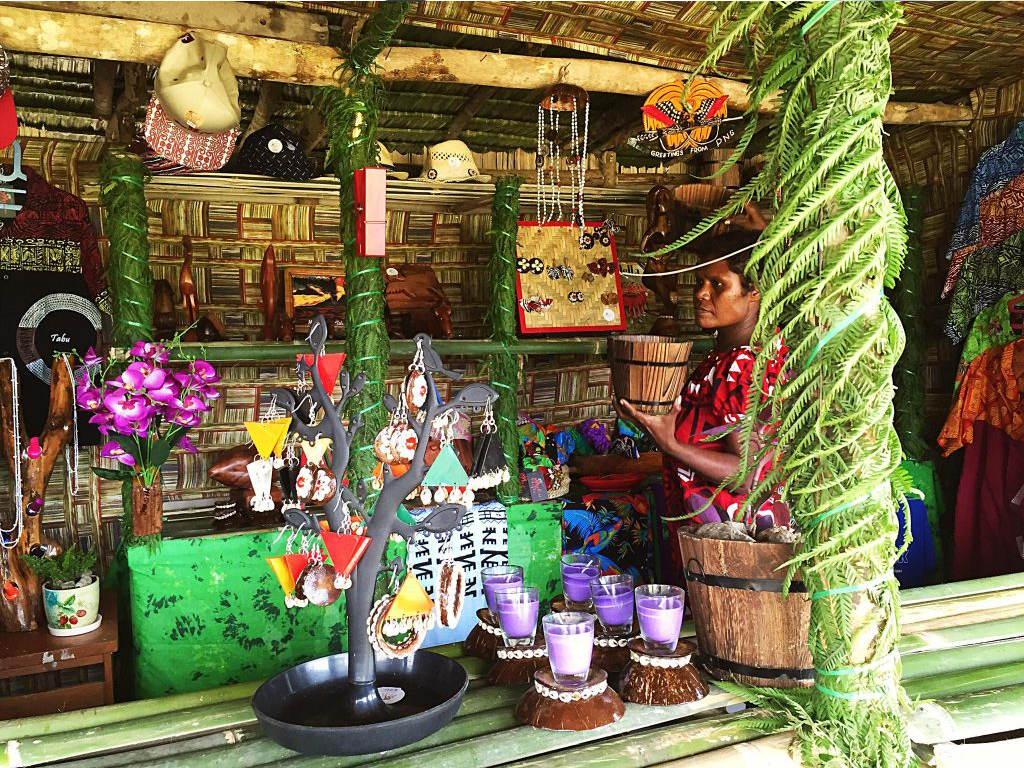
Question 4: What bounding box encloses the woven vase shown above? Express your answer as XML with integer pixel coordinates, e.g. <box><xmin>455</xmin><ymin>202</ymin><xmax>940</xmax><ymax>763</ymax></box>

<box><xmin>131</xmin><ymin>473</ymin><xmax>164</xmax><ymax>537</ymax></box>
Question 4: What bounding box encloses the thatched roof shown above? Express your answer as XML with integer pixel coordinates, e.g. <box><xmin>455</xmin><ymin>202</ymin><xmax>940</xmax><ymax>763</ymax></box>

<box><xmin>7</xmin><ymin>1</ymin><xmax>1024</xmax><ymax>166</ymax></box>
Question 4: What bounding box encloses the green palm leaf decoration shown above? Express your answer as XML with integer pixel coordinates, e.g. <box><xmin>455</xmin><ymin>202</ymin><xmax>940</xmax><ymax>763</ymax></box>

<box><xmin>651</xmin><ymin>3</ymin><xmax>913</xmax><ymax>766</ymax></box>
<box><xmin>317</xmin><ymin>2</ymin><xmax>411</xmax><ymax>504</ymax></box>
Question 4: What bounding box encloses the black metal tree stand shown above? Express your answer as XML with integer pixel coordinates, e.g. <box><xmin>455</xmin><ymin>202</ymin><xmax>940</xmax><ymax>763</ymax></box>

<box><xmin>252</xmin><ymin>315</ymin><xmax>498</xmax><ymax>755</ymax></box>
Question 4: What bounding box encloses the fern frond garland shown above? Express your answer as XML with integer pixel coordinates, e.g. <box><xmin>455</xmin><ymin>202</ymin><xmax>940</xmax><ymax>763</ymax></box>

<box><xmin>686</xmin><ymin>3</ymin><xmax>913</xmax><ymax>767</ymax></box>
<box><xmin>317</xmin><ymin>1</ymin><xmax>410</xmax><ymax>506</ymax></box>
<box><xmin>487</xmin><ymin>177</ymin><xmax>524</xmax><ymax>503</ymax></box>
<box><xmin>99</xmin><ymin>150</ymin><xmax>153</xmax><ymax>345</ymax></box>
<box><xmin>892</xmin><ymin>188</ymin><xmax>930</xmax><ymax>461</ymax></box>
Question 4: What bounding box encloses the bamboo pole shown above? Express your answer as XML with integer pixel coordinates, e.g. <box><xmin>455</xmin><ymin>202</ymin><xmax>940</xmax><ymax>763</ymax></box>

<box><xmin>0</xmin><ymin>6</ymin><xmax>972</xmax><ymax>125</ymax></box>
<box><xmin>901</xmin><ymin>638</ymin><xmax>1024</xmax><ymax>682</ymax></box>
<box><xmin>931</xmin><ymin>737</ymin><xmax>1024</xmax><ymax>768</ymax></box>
<box><xmin>900</xmin><ymin>572</ymin><xmax>1024</xmax><ymax>606</ymax></box>
<box><xmin>904</xmin><ymin>659</ymin><xmax>1024</xmax><ymax>700</ymax></box>
<box><xmin>499</xmin><ymin>709</ymin><xmax>772</xmax><ymax>768</ymax></box>
<box><xmin>900</xmin><ymin>587</ymin><xmax>1024</xmax><ymax>629</ymax></box>
<box><xmin>909</xmin><ymin>684</ymin><xmax>1024</xmax><ymax>745</ymax></box>
<box><xmin>652</xmin><ymin>732</ymin><xmax>799</xmax><ymax>768</ymax></box>
<box><xmin>899</xmin><ymin>616</ymin><xmax>1024</xmax><ymax>655</ymax></box>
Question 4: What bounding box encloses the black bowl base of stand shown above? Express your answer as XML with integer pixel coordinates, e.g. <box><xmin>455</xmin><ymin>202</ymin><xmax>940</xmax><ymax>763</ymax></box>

<box><xmin>488</xmin><ymin>640</ymin><xmax>548</xmax><ymax>686</ymax></box>
<box><xmin>514</xmin><ymin>667</ymin><xmax>624</xmax><ymax>731</ymax></box>
<box><xmin>619</xmin><ymin>639</ymin><xmax>708</xmax><ymax>706</ymax></box>
<box><xmin>463</xmin><ymin>607</ymin><xmax>501</xmax><ymax>660</ymax></box>
<box><xmin>252</xmin><ymin>650</ymin><xmax>469</xmax><ymax>756</ymax></box>
<box><xmin>592</xmin><ymin>630</ymin><xmax>636</xmax><ymax>675</ymax></box>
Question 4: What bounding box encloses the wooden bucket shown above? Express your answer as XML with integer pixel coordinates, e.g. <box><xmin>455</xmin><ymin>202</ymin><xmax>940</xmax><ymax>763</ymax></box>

<box><xmin>677</xmin><ymin>530</ymin><xmax>813</xmax><ymax>688</ymax></box>
<box><xmin>609</xmin><ymin>335</ymin><xmax>692</xmax><ymax>415</ymax></box>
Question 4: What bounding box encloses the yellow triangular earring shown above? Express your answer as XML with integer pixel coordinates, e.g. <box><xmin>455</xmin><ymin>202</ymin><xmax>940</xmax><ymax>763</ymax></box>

<box><xmin>245</xmin><ymin>418</ymin><xmax>292</xmax><ymax>459</ymax></box>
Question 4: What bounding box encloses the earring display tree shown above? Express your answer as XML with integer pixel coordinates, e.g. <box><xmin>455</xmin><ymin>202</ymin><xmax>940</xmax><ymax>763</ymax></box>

<box><xmin>253</xmin><ymin>315</ymin><xmax>499</xmax><ymax>755</ymax></box>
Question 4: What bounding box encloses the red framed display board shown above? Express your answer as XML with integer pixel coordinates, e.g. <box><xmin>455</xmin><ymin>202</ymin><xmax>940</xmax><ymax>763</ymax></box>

<box><xmin>514</xmin><ymin>221</ymin><xmax>626</xmax><ymax>334</ymax></box>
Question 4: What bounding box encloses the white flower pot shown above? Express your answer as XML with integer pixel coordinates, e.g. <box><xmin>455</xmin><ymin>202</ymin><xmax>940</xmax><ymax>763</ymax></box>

<box><xmin>42</xmin><ymin>574</ymin><xmax>101</xmax><ymax>635</ymax></box>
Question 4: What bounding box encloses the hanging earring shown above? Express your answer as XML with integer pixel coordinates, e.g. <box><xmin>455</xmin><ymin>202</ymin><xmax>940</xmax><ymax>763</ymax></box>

<box><xmin>405</xmin><ymin>341</ymin><xmax>429</xmax><ymax>413</ymax></box>
<box><xmin>436</xmin><ymin>531</ymin><xmax>465</xmax><ymax>628</ymax></box>
<box><xmin>247</xmin><ymin>457</ymin><xmax>275</xmax><ymax>513</ymax></box>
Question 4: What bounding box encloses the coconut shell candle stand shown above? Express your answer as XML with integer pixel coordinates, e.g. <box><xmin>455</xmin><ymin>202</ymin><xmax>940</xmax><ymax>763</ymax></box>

<box><xmin>464</xmin><ymin>606</ymin><xmax>502</xmax><ymax>660</ymax></box>
<box><xmin>619</xmin><ymin>638</ymin><xmax>708</xmax><ymax>706</ymax></box>
<box><xmin>251</xmin><ymin>316</ymin><xmax>500</xmax><ymax>756</ymax></box>
<box><xmin>514</xmin><ymin>668</ymin><xmax>625</xmax><ymax>731</ymax></box>
<box><xmin>488</xmin><ymin>640</ymin><xmax>549</xmax><ymax>685</ymax></box>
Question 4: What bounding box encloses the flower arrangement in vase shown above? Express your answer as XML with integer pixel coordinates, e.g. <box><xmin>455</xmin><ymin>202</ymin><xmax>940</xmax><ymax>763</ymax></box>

<box><xmin>76</xmin><ymin>340</ymin><xmax>220</xmax><ymax>539</ymax></box>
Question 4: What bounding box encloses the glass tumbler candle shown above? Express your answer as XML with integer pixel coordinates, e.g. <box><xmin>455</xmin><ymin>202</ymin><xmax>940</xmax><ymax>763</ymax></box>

<box><xmin>560</xmin><ymin>554</ymin><xmax>600</xmax><ymax>610</ymax></box>
<box><xmin>481</xmin><ymin>564</ymin><xmax>524</xmax><ymax>619</ymax></box>
<box><xmin>495</xmin><ymin>586</ymin><xmax>540</xmax><ymax>647</ymax></box>
<box><xmin>542</xmin><ymin>612</ymin><xmax>595</xmax><ymax>687</ymax></box>
<box><xmin>590</xmin><ymin>574</ymin><xmax>634</xmax><ymax>636</ymax></box>
<box><xmin>635</xmin><ymin>584</ymin><xmax>684</xmax><ymax>652</ymax></box>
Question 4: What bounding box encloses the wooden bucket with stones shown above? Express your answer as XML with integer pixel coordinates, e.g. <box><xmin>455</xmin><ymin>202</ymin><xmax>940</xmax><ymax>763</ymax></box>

<box><xmin>678</xmin><ymin>530</ymin><xmax>813</xmax><ymax>688</ymax></box>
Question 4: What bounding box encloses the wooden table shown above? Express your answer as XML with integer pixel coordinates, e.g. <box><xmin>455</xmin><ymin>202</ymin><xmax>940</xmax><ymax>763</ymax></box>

<box><xmin>0</xmin><ymin>590</ymin><xmax>117</xmax><ymax>718</ymax></box>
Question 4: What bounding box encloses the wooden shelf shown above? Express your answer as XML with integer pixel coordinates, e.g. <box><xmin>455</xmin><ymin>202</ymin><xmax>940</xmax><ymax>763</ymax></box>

<box><xmin>171</xmin><ymin>336</ymin><xmax>714</xmax><ymax>363</ymax></box>
<box><xmin>82</xmin><ymin>174</ymin><xmax>650</xmax><ymax>212</ymax></box>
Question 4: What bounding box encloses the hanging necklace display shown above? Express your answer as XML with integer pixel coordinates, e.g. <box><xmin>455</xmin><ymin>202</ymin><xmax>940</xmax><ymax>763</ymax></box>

<box><xmin>435</xmin><ymin>529</ymin><xmax>465</xmax><ymax>628</ymax></box>
<box><xmin>1</xmin><ymin>358</ymin><xmax>24</xmax><ymax>601</ymax></box>
<box><xmin>536</xmin><ymin>85</ymin><xmax>590</xmax><ymax>238</ymax></box>
<box><xmin>468</xmin><ymin>398</ymin><xmax>510</xmax><ymax>493</ymax></box>
<box><xmin>369</xmin><ymin>564</ymin><xmax>435</xmax><ymax>660</ymax></box>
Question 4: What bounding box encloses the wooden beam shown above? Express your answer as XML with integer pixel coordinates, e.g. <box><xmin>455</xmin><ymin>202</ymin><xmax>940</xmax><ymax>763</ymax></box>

<box><xmin>237</xmin><ymin>81</ymin><xmax>283</xmax><ymax>145</ymax></box>
<box><xmin>0</xmin><ymin>6</ymin><xmax>973</xmax><ymax>126</ymax></box>
<box><xmin>7</xmin><ymin>1</ymin><xmax>329</xmax><ymax>44</ymax></box>
<box><xmin>445</xmin><ymin>87</ymin><xmax>499</xmax><ymax>141</ymax></box>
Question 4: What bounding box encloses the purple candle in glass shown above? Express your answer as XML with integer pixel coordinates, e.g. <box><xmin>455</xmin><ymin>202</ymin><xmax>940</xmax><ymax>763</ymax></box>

<box><xmin>560</xmin><ymin>554</ymin><xmax>600</xmax><ymax>610</ymax></box>
<box><xmin>635</xmin><ymin>584</ymin><xmax>684</xmax><ymax>652</ymax></box>
<box><xmin>495</xmin><ymin>586</ymin><xmax>539</xmax><ymax>647</ymax></box>
<box><xmin>481</xmin><ymin>564</ymin><xmax>524</xmax><ymax>619</ymax></box>
<box><xmin>590</xmin><ymin>574</ymin><xmax>634</xmax><ymax>635</ymax></box>
<box><xmin>542</xmin><ymin>612</ymin><xmax>594</xmax><ymax>687</ymax></box>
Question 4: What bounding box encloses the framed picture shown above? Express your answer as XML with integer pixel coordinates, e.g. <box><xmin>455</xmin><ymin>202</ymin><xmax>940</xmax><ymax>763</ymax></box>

<box><xmin>514</xmin><ymin>221</ymin><xmax>626</xmax><ymax>334</ymax></box>
<box><xmin>283</xmin><ymin>266</ymin><xmax>346</xmax><ymax>320</ymax></box>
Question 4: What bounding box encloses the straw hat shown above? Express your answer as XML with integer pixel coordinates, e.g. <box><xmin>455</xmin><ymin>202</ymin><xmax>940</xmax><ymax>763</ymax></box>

<box><xmin>376</xmin><ymin>141</ymin><xmax>409</xmax><ymax>180</ymax></box>
<box><xmin>415</xmin><ymin>140</ymin><xmax>491</xmax><ymax>183</ymax></box>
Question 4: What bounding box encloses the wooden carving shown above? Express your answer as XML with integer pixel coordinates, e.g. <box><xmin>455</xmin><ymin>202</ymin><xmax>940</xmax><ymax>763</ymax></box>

<box><xmin>260</xmin><ymin>244</ymin><xmax>277</xmax><ymax>341</ymax></box>
<box><xmin>152</xmin><ymin>278</ymin><xmax>177</xmax><ymax>341</ymax></box>
<box><xmin>384</xmin><ymin>264</ymin><xmax>453</xmax><ymax>339</ymax></box>
<box><xmin>514</xmin><ymin>668</ymin><xmax>625</xmax><ymax>731</ymax></box>
<box><xmin>180</xmin><ymin>235</ymin><xmax>199</xmax><ymax>342</ymax></box>
<box><xmin>209</xmin><ymin>444</ymin><xmax>281</xmax><ymax>521</ymax></box>
<box><xmin>619</xmin><ymin>639</ymin><xmax>709</xmax><ymax>706</ymax></box>
<box><xmin>640</xmin><ymin>185</ymin><xmax>679</xmax><ymax>324</ymax></box>
<box><xmin>0</xmin><ymin>356</ymin><xmax>75</xmax><ymax>632</ymax></box>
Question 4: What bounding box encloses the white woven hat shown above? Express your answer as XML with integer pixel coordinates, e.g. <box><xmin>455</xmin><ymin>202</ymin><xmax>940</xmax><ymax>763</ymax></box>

<box><xmin>155</xmin><ymin>32</ymin><xmax>241</xmax><ymax>133</ymax></box>
<box><xmin>415</xmin><ymin>140</ymin><xmax>491</xmax><ymax>183</ymax></box>
<box><xmin>376</xmin><ymin>141</ymin><xmax>409</xmax><ymax>180</ymax></box>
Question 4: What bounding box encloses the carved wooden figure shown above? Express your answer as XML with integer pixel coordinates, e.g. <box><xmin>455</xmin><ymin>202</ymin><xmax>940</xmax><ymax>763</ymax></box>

<box><xmin>179</xmin><ymin>235</ymin><xmax>199</xmax><ymax>342</ymax></box>
<box><xmin>152</xmin><ymin>278</ymin><xmax>177</xmax><ymax>341</ymax></box>
<box><xmin>384</xmin><ymin>264</ymin><xmax>453</xmax><ymax>339</ymax></box>
<box><xmin>260</xmin><ymin>244</ymin><xmax>277</xmax><ymax>341</ymax></box>
<box><xmin>0</xmin><ymin>356</ymin><xmax>75</xmax><ymax>632</ymax></box>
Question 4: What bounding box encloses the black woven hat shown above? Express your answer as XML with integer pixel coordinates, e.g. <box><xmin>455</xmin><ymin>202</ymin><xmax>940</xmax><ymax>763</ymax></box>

<box><xmin>229</xmin><ymin>123</ymin><xmax>320</xmax><ymax>180</ymax></box>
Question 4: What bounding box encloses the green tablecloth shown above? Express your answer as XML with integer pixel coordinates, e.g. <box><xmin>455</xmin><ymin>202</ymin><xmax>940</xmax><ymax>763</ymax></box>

<box><xmin>124</xmin><ymin>501</ymin><xmax>561</xmax><ymax>697</ymax></box>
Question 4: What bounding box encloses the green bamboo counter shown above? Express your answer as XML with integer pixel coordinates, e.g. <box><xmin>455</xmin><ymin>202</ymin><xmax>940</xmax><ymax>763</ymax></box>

<box><xmin>4</xmin><ymin>573</ymin><xmax>1024</xmax><ymax>767</ymax></box>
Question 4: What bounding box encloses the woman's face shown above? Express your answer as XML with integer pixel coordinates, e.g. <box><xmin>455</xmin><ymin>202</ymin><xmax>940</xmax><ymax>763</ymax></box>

<box><xmin>692</xmin><ymin>259</ymin><xmax>759</xmax><ymax>330</ymax></box>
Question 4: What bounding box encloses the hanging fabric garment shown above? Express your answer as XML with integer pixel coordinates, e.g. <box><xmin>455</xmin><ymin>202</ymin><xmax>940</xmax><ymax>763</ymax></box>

<box><xmin>950</xmin><ymin>421</ymin><xmax>1024</xmax><ymax>582</ymax></box>
<box><xmin>944</xmin><ymin>230</ymin><xmax>1024</xmax><ymax>343</ymax></box>
<box><xmin>942</xmin><ymin>121</ymin><xmax>1024</xmax><ymax>298</ymax></box>
<box><xmin>939</xmin><ymin>338</ymin><xmax>1024</xmax><ymax>456</ymax></box>
<box><xmin>954</xmin><ymin>291</ymin><xmax>1019</xmax><ymax>394</ymax></box>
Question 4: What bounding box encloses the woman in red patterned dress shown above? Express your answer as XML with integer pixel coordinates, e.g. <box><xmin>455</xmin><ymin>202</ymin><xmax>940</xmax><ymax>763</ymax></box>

<box><xmin>617</xmin><ymin>230</ymin><xmax>787</xmax><ymax>580</ymax></box>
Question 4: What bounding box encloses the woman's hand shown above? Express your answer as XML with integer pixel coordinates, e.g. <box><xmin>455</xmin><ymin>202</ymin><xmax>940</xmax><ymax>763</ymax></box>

<box><xmin>615</xmin><ymin>397</ymin><xmax>682</xmax><ymax>453</ymax></box>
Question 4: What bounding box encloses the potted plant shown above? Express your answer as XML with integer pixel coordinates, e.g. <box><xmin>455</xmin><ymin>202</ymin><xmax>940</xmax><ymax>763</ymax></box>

<box><xmin>75</xmin><ymin>341</ymin><xmax>220</xmax><ymax>539</ymax></box>
<box><xmin>22</xmin><ymin>546</ymin><xmax>100</xmax><ymax>635</ymax></box>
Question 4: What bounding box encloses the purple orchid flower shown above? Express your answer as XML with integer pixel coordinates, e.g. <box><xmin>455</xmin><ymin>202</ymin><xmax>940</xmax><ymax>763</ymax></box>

<box><xmin>89</xmin><ymin>412</ymin><xmax>114</xmax><ymax>436</ymax></box>
<box><xmin>187</xmin><ymin>360</ymin><xmax>219</xmax><ymax>384</ymax></box>
<box><xmin>76</xmin><ymin>384</ymin><xmax>104</xmax><ymax>412</ymax></box>
<box><xmin>126</xmin><ymin>360</ymin><xmax>168</xmax><ymax>390</ymax></box>
<box><xmin>83</xmin><ymin>347</ymin><xmax>104</xmax><ymax>367</ymax></box>
<box><xmin>148</xmin><ymin>378</ymin><xmax>181</xmax><ymax>405</ymax></box>
<box><xmin>103</xmin><ymin>391</ymin><xmax>151</xmax><ymax>422</ymax></box>
<box><xmin>177</xmin><ymin>434</ymin><xmax>198</xmax><ymax>454</ymax></box>
<box><xmin>129</xmin><ymin>341</ymin><xmax>169</xmax><ymax>363</ymax></box>
<box><xmin>166</xmin><ymin>409</ymin><xmax>202</xmax><ymax>428</ymax></box>
<box><xmin>100</xmin><ymin>441</ymin><xmax>136</xmax><ymax>466</ymax></box>
<box><xmin>176</xmin><ymin>392</ymin><xmax>211</xmax><ymax>413</ymax></box>
<box><xmin>198</xmin><ymin>385</ymin><xmax>221</xmax><ymax>401</ymax></box>
<box><xmin>114</xmin><ymin>413</ymin><xmax>152</xmax><ymax>438</ymax></box>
